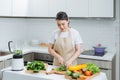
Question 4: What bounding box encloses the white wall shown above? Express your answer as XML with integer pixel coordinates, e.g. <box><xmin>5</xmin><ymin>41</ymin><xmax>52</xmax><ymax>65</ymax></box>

<box><xmin>26</xmin><ymin>19</ymin><xmax>116</xmax><ymax>52</ymax></box>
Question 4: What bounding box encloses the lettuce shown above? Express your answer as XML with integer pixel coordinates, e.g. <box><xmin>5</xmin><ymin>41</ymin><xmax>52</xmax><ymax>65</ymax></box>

<box><xmin>86</xmin><ymin>63</ymin><xmax>100</xmax><ymax>74</ymax></box>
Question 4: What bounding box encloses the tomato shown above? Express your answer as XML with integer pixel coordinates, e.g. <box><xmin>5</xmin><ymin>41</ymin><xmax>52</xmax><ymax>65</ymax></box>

<box><xmin>84</xmin><ymin>70</ymin><xmax>92</xmax><ymax>76</ymax></box>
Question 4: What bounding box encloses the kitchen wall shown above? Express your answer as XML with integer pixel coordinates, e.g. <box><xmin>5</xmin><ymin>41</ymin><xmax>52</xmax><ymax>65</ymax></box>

<box><xmin>26</xmin><ymin>19</ymin><xmax>117</xmax><ymax>52</ymax></box>
<box><xmin>0</xmin><ymin>18</ymin><xmax>117</xmax><ymax>52</ymax></box>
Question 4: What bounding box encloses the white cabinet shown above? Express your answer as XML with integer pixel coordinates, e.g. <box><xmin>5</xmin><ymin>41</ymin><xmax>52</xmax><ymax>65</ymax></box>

<box><xmin>12</xmin><ymin>0</ymin><xmax>48</xmax><ymax>17</ymax></box>
<box><xmin>0</xmin><ymin>0</ymin><xmax>114</xmax><ymax>17</ymax></box>
<box><xmin>4</xmin><ymin>58</ymin><xmax>12</xmax><ymax>68</ymax></box>
<box><xmin>0</xmin><ymin>61</ymin><xmax>4</xmax><ymax>70</ymax></box>
<box><xmin>48</xmin><ymin>0</ymin><xmax>67</xmax><ymax>17</ymax></box>
<box><xmin>89</xmin><ymin>0</ymin><xmax>114</xmax><ymax>17</ymax></box>
<box><xmin>67</xmin><ymin>0</ymin><xmax>89</xmax><ymax>17</ymax></box>
<box><xmin>0</xmin><ymin>0</ymin><xmax>11</xmax><ymax>16</ymax></box>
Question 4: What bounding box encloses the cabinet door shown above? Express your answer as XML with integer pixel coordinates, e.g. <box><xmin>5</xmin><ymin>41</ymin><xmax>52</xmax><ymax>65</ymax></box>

<box><xmin>4</xmin><ymin>58</ymin><xmax>12</xmax><ymax>68</ymax></box>
<box><xmin>89</xmin><ymin>0</ymin><xmax>114</xmax><ymax>17</ymax></box>
<box><xmin>48</xmin><ymin>0</ymin><xmax>67</xmax><ymax>17</ymax></box>
<box><xmin>0</xmin><ymin>61</ymin><xmax>4</xmax><ymax>69</ymax></box>
<box><xmin>67</xmin><ymin>0</ymin><xmax>88</xmax><ymax>17</ymax></box>
<box><xmin>13</xmin><ymin>0</ymin><xmax>48</xmax><ymax>17</ymax></box>
<box><xmin>0</xmin><ymin>0</ymin><xmax>11</xmax><ymax>16</ymax></box>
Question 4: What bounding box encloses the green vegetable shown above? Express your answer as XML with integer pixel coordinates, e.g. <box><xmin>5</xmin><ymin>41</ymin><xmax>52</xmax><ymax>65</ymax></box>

<box><xmin>66</xmin><ymin>70</ymin><xmax>72</xmax><ymax>76</ymax></box>
<box><xmin>26</xmin><ymin>61</ymin><xmax>46</xmax><ymax>73</ymax></box>
<box><xmin>86</xmin><ymin>63</ymin><xmax>100</xmax><ymax>74</ymax></box>
<box><xmin>72</xmin><ymin>73</ymin><xmax>80</xmax><ymax>78</ymax></box>
<box><xmin>53</xmin><ymin>65</ymin><xmax>67</xmax><ymax>71</ymax></box>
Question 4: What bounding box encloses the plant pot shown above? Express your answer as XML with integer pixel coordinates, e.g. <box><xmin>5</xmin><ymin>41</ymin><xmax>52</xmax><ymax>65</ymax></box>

<box><xmin>93</xmin><ymin>47</ymin><xmax>106</xmax><ymax>56</ymax></box>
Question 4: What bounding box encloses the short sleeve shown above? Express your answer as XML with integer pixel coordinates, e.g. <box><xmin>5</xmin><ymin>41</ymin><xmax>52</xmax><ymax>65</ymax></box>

<box><xmin>75</xmin><ymin>31</ymin><xmax>83</xmax><ymax>44</ymax></box>
<box><xmin>48</xmin><ymin>31</ymin><xmax>56</xmax><ymax>44</ymax></box>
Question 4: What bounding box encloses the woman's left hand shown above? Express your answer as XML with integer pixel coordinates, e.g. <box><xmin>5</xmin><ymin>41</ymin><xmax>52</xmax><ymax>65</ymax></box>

<box><xmin>65</xmin><ymin>60</ymin><xmax>73</xmax><ymax>67</ymax></box>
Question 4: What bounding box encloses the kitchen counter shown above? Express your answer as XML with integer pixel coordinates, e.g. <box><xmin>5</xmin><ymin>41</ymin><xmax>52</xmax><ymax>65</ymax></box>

<box><xmin>0</xmin><ymin>45</ymin><xmax>115</xmax><ymax>61</ymax></box>
<box><xmin>2</xmin><ymin>65</ymin><xmax>107</xmax><ymax>80</ymax></box>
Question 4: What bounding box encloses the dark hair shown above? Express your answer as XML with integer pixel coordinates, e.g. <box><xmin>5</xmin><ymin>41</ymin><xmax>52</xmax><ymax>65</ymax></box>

<box><xmin>56</xmin><ymin>11</ymin><xmax>68</xmax><ymax>21</ymax></box>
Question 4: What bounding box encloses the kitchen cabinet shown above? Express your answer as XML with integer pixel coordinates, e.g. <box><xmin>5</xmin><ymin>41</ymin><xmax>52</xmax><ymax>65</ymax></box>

<box><xmin>77</xmin><ymin>55</ymin><xmax>116</xmax><ymax>80</ymax></box>
<box><xmin>67</xmin><ymin>0</ymin><xmax>88</xmax><ymax>17</ymax></box>
<box><xmin>0</xmin><ymin>58</ymin><xmax>12</xmax><ymax>69</ymax></box>
<box><xmin>4</xmin><ymin>58</ymin><xmax>12</xmax><ymax>68</ymax></box>
<box><xmin>0</xmin><ymin>0</ymin><xmax>11</xmax><ymax>16</ymax></box>
<box><xmin>12</xmin><ymin>0</ymin><xmax>48</xmax><ymax>17</ymax></box>
<box><xmin>0</xmin><ymin>61</ymin><xmax>4</xmax><ymax>70</ymax></box>
<box><xmin>48</xmin><ymin>0</ymin><xmax>67</xmax><ymax>17</ymax></box>
<box><xmin>0</xmin><ymin>0</ymin><xmax>114</xmax><ymax>17</ymax></box>
<box><xmin>89</xmin><ymin>0</ymin><xmax>114</xmax><ymax>17</ymax></box>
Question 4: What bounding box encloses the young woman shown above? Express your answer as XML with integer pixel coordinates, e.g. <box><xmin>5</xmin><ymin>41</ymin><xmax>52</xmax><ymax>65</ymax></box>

<box><xmin>48</xmin><ymin>11</ymin><xmax>83</xmax><ymax>67</ymax></box>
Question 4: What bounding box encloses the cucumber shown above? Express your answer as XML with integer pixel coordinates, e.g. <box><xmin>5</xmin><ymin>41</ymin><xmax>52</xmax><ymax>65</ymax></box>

<box><xmin>72</xmin><ymin>73</ymin><xmax>80</xmax><ymax>78</ymax></box>
<box><xmin>66</xmin><ymin>70</ymin><xmax>72</xmax><ymax>76</ymax></box>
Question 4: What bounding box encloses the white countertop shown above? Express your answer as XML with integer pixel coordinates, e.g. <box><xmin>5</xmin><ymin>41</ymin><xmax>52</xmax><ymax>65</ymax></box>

<box><xmin>2</xmin><ymin>65</ymin><xmax>107</xmax><ymax>80</ymax></box>
<box><xmin>0</xmin><ymin>45</ymin><xmax>116</xmax><ymax>61</ymax></box>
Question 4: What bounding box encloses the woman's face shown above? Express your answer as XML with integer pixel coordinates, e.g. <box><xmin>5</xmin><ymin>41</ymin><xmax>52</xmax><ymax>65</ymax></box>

<box><xmin>56</xmin><ymin>20</ymin><xmax>69</xmax><ymax>32</ymax></box>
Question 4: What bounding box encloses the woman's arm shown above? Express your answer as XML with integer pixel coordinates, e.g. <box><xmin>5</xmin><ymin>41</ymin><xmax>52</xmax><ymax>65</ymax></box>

<box><xmin>65</xmin><ymin>44</ymin><xmax>82</xmax><ymax>67</ymax></box>
<box><xmin>48</xmin><ymin>43</ymin><xmax>64</xmax><ymax>64</ymax></box>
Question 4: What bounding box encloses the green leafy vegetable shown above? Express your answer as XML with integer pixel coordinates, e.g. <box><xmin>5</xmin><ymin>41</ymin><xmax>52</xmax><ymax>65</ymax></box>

<box><xmin>26</xmin><ymin>61</ymin><xmax>46</xmax><ymax>73</ymax></box>
<box><xmin>86</xmin><ymin>63</ymin><xmax>100</xmax><ymax>74</ymax></box>
<box><xmin>53</xmin><ymin>65</ymin><xmax>67</xmax><ymax>71</ymax></box>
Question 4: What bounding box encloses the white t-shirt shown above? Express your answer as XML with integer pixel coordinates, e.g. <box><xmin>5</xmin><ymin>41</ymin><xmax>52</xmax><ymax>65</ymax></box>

<box><xmin>49</xmin><ymin>28</ymin><xmax>83</xmax><ymax>47</ymax></box>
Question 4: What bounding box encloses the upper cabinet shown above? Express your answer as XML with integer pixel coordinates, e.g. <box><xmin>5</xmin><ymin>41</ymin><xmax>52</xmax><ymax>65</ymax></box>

<box><xmin>67</xmin><ymin>0</ymin><xmax>88</xmax><ymax>17</ymax></box>
<box><xmin>0</xmin><ymin>0</ymin><xmax>114</xmax><ymax>17</ymax></box>
<box><xmin>48</xmin><ymin>0</ymin><xmax>67</xmax><ymax>17</ymax></box>
<box><xmin>0</xmin><ymin>0</ymin><xmax>12</xmax><ymax>16</ymax></box>
<box><xmin>89</xmin><ymin>0</ymin><xmax>114</xmax><ymax>17</ymax></box>
<box><xmin>12</xmin><ymin>0</ymin><xmax>48</xmax><ymax>17</ymax></box>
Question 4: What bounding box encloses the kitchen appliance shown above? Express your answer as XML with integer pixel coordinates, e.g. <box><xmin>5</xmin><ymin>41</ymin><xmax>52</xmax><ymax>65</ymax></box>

<box><xmin>12</xmin><ymin>54</ymin><xmax>24</xmax><ymax>71</ymax></box>
<box><xmin>93</xmin><ymin>44</ymin><xmax>106</xmax><ymax>56</ymax></box>
<box><xmin>8</xmin><ymin>41</ymin><xmax>24</xmax><ymax>71</ymax></box>
<box><xmin>34</xmin><ymin>53</ymin><xmax>53</xmax><ymax>65</ymax></box>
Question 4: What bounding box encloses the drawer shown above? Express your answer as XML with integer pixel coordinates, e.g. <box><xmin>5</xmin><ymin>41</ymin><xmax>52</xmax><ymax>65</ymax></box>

<box><xmin>77</xmin><ymin>58</ymin><xmax>112</xmax><ymax>69</ymax></box>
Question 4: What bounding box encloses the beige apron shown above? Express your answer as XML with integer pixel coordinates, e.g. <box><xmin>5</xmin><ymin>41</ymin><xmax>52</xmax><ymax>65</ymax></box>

<box><xmin>53</xmin><ymin>30</ymin><xmax>77</xmax><ymax>66</ymax></box>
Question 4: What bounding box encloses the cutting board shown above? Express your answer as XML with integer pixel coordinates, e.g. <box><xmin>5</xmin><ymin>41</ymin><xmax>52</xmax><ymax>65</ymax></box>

<box><xmin>65</xmin><ymin>73</ymin><xmax>100</xmax><ymax>80</ymax></box>
<box><xmin>24</xmin><ymin>63</ymin><xmax>48</xmax><ymax>74</ymax></box>
<box><xmin>46</xmin><ymin>70</ymin><xmax>66</xmax><ymax>75</ymax></box>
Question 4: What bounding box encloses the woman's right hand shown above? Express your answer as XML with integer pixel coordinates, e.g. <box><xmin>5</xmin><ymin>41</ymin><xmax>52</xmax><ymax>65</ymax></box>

<box><xmin>57</xmin><ymin>56</ymin><xmax>64</xmax><ymax>65</ymax></box>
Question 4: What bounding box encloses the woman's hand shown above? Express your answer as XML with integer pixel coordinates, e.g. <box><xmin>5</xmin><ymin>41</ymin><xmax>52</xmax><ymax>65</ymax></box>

<box><xmin>57</xmin><ymin>56</ymin><xmax>64</xmax><ymax>65</ymax></box>
<box><xmin>65</xmin><ymin>60</ymin><xmax>73</xmax><ymax>67</ymax></box>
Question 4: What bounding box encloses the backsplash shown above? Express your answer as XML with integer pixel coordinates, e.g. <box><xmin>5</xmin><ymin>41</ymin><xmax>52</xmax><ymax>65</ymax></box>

<box><xmin>0</xmin><ymin>18</ymin><xmax>118</xmax><ymax>53</ymax></box>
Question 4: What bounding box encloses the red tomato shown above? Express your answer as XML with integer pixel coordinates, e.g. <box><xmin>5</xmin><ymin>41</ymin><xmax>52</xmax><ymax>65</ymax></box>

<box><xmin>84</xmin><ymin>70</ymin><xmax>92</xmax><ymax>76</ymax></box>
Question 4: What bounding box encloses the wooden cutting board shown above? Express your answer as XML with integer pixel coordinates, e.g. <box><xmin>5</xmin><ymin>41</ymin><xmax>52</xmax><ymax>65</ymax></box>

<box><xmin>46</xmin><ymin>70</ymin><xmax>66</xmax><ymax>75</ymax></box>
<box><xmin>65</xmin><ymin>73</ymin><xmax>100</xmax><ymax>80</ymax></box>
<box><xmin>24</xmin><ymin>63</ymin><xmax>48</xmax><ymax>74</ymax></box>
